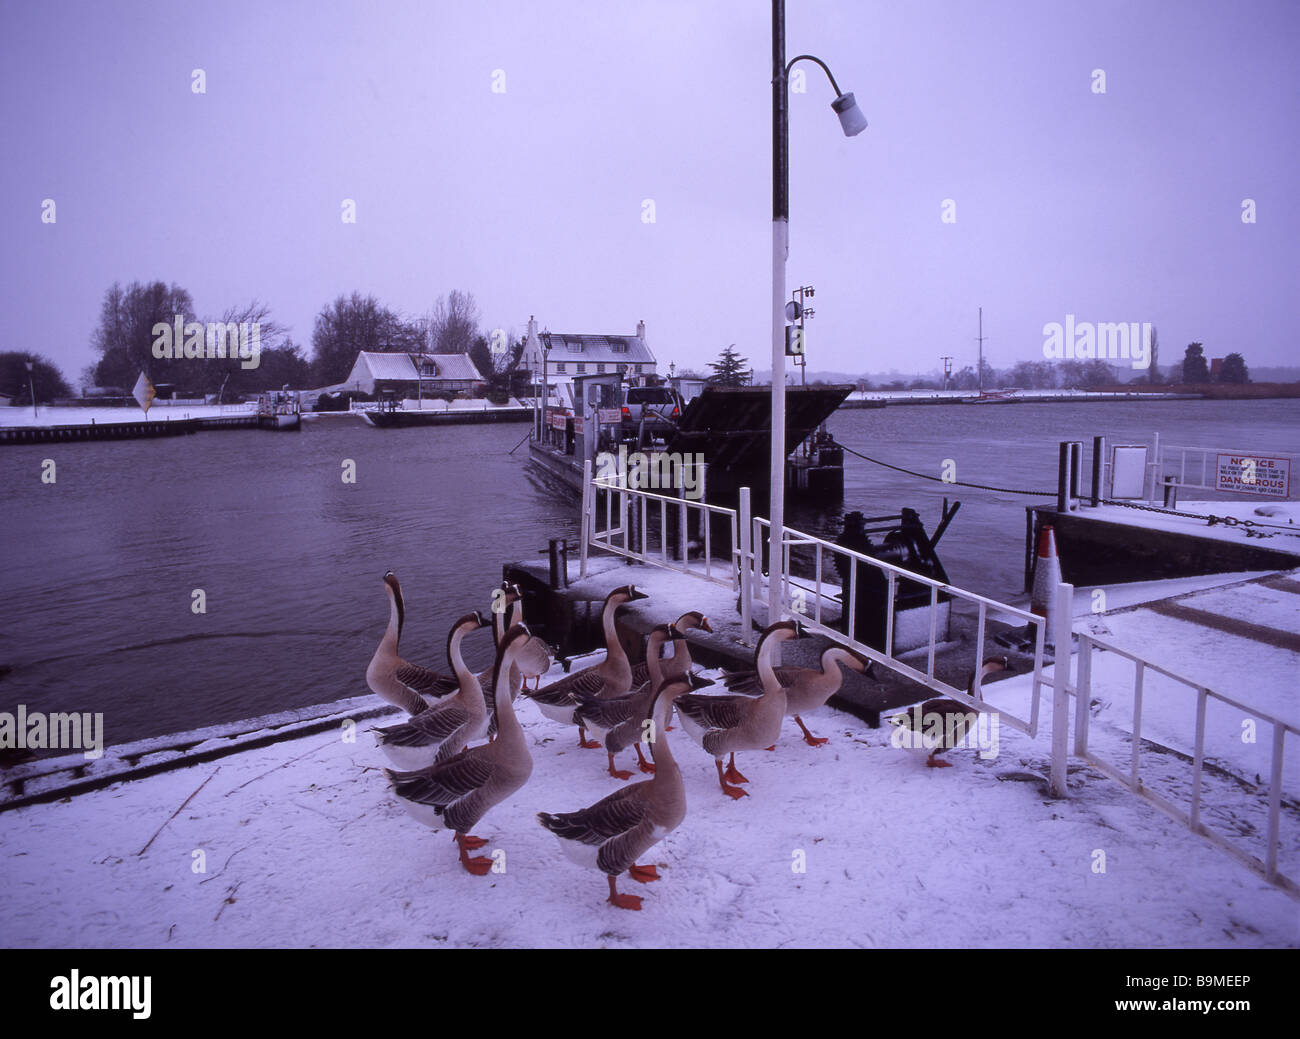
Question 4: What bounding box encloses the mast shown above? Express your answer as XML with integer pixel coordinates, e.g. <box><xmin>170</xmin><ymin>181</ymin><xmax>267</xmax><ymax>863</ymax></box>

<box><xmin>976</xmin><ymin>306</ymin><xmax>987</xmax><ymax>395</ymax></box>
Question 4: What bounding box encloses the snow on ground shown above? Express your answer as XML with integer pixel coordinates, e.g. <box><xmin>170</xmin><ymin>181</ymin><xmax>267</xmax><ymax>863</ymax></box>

<box><xmin>3</xmin><ymin>646</ymin><xmax>1296</xmax><ymax>948</ymax></box>
<box><xmin>1086</xmin><ymin>501</ymin><xmax>1300</xmax><ymax>550</ymax></box>
<box><xmin>0</xmin><ymin>404</ymin><xmax>253</xmax><ymax>427</ymax></box>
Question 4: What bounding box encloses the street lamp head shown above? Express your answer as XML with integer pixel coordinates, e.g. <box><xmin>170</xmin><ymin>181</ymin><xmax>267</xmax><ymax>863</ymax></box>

<box><xmin>831</xmin><ymin>91</ymin><xmax>868</xmax><ymax>137</ymax></box>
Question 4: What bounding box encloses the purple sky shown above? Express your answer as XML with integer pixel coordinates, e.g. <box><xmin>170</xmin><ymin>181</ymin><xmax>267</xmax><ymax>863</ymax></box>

<box><xmin>3</xmin><ymin>0</ymin><xmax>1297</xmax><ymax>384</ymax></box>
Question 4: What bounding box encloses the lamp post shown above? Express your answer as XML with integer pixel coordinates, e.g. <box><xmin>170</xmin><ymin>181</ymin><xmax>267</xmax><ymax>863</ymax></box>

<box><xmin>768</xmin><ymin>0</ymin><xmax>866</xmax><ymax>620</ymax></box>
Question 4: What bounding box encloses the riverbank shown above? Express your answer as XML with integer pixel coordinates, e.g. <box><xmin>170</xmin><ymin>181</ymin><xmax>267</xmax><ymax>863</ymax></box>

<box><xmin>841</xmin><ymin>383</ymin><xmax>1300</xmax><ymax>407</ymax></box>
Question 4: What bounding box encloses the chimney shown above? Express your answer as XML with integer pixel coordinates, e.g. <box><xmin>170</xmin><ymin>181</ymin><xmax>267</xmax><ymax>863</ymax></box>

<box><xmin>636</xmin><ymin>319</ymin><xmax>646</xmax><ymax>341</ymax></box>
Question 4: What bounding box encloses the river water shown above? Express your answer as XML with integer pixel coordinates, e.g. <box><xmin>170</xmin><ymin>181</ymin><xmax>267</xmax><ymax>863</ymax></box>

<box><xmin>1</xmin><ymin>399</ymin><xmax>1295</xmax><ymax>744</ymax></box>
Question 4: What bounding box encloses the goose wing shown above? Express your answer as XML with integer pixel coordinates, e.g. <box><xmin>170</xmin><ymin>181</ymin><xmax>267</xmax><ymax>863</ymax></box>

<box><xmin>573</xmin><ymin>684</ymin><xmax>646</xmax><ymax>730</ymax></box>
<box><xmin>537</xmin><ymin>783</ymin><xmax>649</xmax><ymax>846</ymax></box>
<box><xmin>377</xmin><ymin>703</ymin><xmax>472</xmax><ymax>748</ymax></box>
<box><xmin>386</xmin><ymin>748</ymin><xmax>495</xmax><ymax>808</ymax></box>
<box><xmin>394</xmin><ymin>661</ymin><xmax>458</xmax><ymax>699</ymax></box>
<box><xmin>720</xmin><ymin>666</ymin><xmax>799</xmax><ymax>696</ymax></box>
<box><xmin>674</xmin><ymin>692</ymin><xmax>755</xmax><ymax>731</ymax></box>
<box><xmin>529</xmin><ymin>665</ymin><xmax>606</xmax><ymax>707</ymax></box>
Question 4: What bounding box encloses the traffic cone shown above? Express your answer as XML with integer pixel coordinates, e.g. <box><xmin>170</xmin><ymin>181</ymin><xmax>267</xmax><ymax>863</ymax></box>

<box><xmin>1030</xmin><ymin>525</ymin><xmax>1062</xmax><ymax>647</ymax></box>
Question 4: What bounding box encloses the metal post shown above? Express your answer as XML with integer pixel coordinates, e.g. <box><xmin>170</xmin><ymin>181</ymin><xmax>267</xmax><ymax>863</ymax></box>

<box><xmin>1150</xmin><ymin>431</ymin><xmax>1160</xmax><ymax>502</ymax></box>
<box><xmin>769</xmin><ymin>0</ymin><xmax>789</xmax><ymax>624</ymax></box>
<box><xmin>579</xmin><ymin>458</ymin><xmax>592</xmax><ymax>578</ymax></box>
<box><xmin>1163</xmin><ymin>474</ymin><xmax>1178</xmax><ymax>508</ymax></box>
<box><xmin>1091</xmin><ymin>435</ymin><xmax>1105</xmax><ymax>506</ymax></box>
<box><xmin>1074</xmin><ymin>636</ymin><xmax>1092</xmax><ymax>755</ymax></box>
<box><xmin>739</xmin><ymin>487</ymin><xmax>753</xmax><ymax>642</ymax></box>
<box><xmin>1049</xmin><ymin>580</ymin><xmax>1074</xmax><ymax>797</ymax></box>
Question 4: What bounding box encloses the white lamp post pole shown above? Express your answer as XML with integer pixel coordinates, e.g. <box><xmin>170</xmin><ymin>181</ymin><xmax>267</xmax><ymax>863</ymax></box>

<box><xmin>769</xmin><ymin>0</ymin><xmax>866</xmax><ymax>622</ymax></box>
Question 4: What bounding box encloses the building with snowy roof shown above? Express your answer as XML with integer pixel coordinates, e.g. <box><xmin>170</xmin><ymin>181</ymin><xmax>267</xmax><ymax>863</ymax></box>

<box><xmin>521</xmin><ymin>316</ymin><xmax>657</xmax><ymax>391</ymax></box>
<box><xmin>332</xmin><ymin>351</ymin><xmax>486</xmax><ymax>396</ymax></box>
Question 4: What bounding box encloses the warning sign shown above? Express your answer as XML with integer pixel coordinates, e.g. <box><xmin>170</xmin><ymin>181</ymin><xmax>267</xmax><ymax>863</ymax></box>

<box><xmin>1216</xmin><ymin>454</ymin><xmax>1290</xmax><ymax>496</ymax></box>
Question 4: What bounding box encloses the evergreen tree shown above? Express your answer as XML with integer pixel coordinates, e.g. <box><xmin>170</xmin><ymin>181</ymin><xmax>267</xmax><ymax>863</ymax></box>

<box><xmin>707</xmin><ymin>344</ymin><xmax>752</xmax><ymax>386</ymax></box>
<box><xmin>1218</xmin><ymin>352</ymin><xmax>1249</xmax><ymax>384</ymax></box>
<box><xmin>1181</xmin><ymin>342</ymin><xmax>1210</xmax><ymax>383</ymax></box>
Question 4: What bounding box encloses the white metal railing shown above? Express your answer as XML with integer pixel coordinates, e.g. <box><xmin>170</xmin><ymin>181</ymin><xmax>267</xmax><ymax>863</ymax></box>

<box><xmin>1158</xmin><ymin>443</ymin><xmax>1298</xmax><ymax>500</ymax></box>
<box><xmin>748</xmin><ymin>515</ymin><xmax>1051</xmax><ymax>737</ymax></box>
<box><xmin>581</xmin><ymin>463</ymin><xmax>740</xmax><ymax>590</ymax></box>
<box><xmin>1072</xmin><ymin>629</ymin><xmax>1298</xmax><ymax>898</ymax></box>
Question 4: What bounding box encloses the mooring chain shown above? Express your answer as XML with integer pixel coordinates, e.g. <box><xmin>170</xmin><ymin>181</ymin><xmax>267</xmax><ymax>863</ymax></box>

<box><xmin>836</xmin><ymin>443</ymin><xmax>1055</xmax><ymax>497</ymax></box>
<box><xmin>1096</xmin><ymin>498</ymin><xmax>1300</xmax><ymax>539</ymax></box>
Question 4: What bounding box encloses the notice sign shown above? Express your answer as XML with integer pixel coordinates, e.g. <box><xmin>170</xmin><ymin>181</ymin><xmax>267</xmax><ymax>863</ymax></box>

<box><xmin>1216</xmin><ymin>454</ymin><xmax>1291</xmax><ymax>496</ymax></box>
<box><xmin>597</xmin><ymin>408</ymin><xmax>622</xmax><ymax>425</ymax></box>
<box><xmin>549</xmin><ymin>412</ymin><xmax>567</xmax><ymax>431</ymax></box>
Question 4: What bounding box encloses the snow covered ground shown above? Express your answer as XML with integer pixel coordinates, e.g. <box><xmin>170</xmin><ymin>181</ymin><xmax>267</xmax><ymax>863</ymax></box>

<box><xmin>3</xmin><ymin>643</ymin><xmax>1296</xmax><ymax>948</ymax></box>
<box><xmin>0</xmin><ymin>404</ymin><xmax>255</xmax><ymax>427</ymax></box>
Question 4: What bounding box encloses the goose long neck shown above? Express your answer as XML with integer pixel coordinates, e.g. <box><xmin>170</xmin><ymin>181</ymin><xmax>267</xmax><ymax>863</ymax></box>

<box><xmin>755</xmin><ymin>632</ymin><xmax>788</xmax><ymax>697</ymax></box>
<box><xmin>646</xmin><ymin>631</ymin><xmax>668</xmax><ymax>689</ymax></box>
<box><xmin>382</xmin><ymin>587</ymin><xmax>402</xmax><ymax>652</ymax></box>
<box><xmin>648</xmin><ymin>696</ymin><xmax>679</xmax><ymax>778</ymax></box>
<box><xmin>493</xmin><ymin>647</ymin><xmax>527</xmax><ymax>746</ymax></box>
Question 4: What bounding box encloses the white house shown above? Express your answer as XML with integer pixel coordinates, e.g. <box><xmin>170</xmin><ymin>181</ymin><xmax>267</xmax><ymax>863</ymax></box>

<box><xmin>521</xmin><ymin>316</ymin><xmax>657</xmax><ymax>391</ymax></box>
<box><xmin>330</xmin><ymin>351</ymin><xmax>485</xmax><ymax>396</ymax></box>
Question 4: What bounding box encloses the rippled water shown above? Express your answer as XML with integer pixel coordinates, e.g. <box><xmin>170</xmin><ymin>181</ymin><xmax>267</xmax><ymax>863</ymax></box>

<box><xmin>1</xmin><ymin>399</ymin><xmax>1295</xmax><ymax>744</ymax></box>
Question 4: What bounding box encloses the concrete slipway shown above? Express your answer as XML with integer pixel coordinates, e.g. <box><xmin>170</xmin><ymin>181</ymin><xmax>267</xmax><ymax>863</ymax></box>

<box><xmin>1</xmin><ymin>563</ymin><xmax>1296</xmax><ymax>949</ymax></box>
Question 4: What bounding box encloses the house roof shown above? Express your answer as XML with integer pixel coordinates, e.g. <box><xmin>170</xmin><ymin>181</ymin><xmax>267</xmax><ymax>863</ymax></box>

<box><xmin>357</xmin><ymin>352</ymin><xmax>484</xmax><ymax>382</ymax></box>
<box><xmin>532</xmin><ymin>333</ymin><xmax>655</xmax><ymax>365</ymax></box>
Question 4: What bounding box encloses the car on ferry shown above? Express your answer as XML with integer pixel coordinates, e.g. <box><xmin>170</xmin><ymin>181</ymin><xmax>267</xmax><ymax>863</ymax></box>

<box><xmin>620</xmin><ymin>385</ymin><xmax>684</xmax><ymax>444</ymax></box>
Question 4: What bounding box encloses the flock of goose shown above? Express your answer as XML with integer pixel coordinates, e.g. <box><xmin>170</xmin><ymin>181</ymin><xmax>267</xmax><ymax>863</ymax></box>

<box><xmin>365</xmin><ymin>570</ymin><xmax>999</xmax><ymax>911</ymax></box>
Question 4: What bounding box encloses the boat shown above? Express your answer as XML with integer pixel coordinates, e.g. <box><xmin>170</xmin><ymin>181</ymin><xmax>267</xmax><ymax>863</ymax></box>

<box><xmin>256</xmin><ymin>390</ymin><xmax>301</xmax><ymax>430</ymax></box>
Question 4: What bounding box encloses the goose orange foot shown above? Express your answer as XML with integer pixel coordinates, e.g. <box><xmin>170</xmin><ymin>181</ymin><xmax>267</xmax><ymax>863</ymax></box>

<box><xmin>723</xmin><ymin>754</ymin><xmax>749</xmax><ymax>784</ymax></box>
<box><xmin>629</xmin><ymin>864</ymin><xmax>660</xmax><ymax>883</ymax></box>
<box><xmin>579</xmin><ymin>727</ymin><xmax>602</xmax><ymax>750</ymax></box>
<box><xmin>455</xmin><ymin>832</ymin><xmax>489</xmax><ymax>850</ymax></box>
<box><xmin>635</xmin><ymin>747</ymin><xmax>656</xmax><ymax>774</ymax></box>
<box><xmin>607</xmin><ymin>754</ymin><xmax>633</xmax><ymax>781</ymax></box>
<box><xmin>926</xmin><ymin>757</ymin><xmax>954</xmax><ymax>768</ymax></box>
<box><xmin>607</xmin><ymin>875</ymin><xmax>643</xmax><ymax>910</ymax></box>
<box><xmin>796</xmin><ymin>717</ymin><xmax>829</xmax><ymax>746</ymax></box>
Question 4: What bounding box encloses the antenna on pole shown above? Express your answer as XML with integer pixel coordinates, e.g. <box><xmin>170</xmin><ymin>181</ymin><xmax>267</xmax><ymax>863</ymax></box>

<box><xmin>939</xmin><ymin>355</ymin><xmax>953</xmax><ymax>391</ymax></box>
<box><xmin>975</xmin><ymin>306</ymin><xmax>987</xmax><ymax>394</ymax></box>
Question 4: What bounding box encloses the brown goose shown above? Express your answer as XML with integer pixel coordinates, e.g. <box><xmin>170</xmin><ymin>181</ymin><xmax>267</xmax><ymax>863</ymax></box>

<box><xmin>523</xmin><ymin>585</ymin><xmax>648</xmax><ymax>748</ymax></box>
<box><xmin>366</xmin><ymin>572</ymin><xmax>457</xmax><ymax>715</ymax></box>
<box><xmin>629</xmin><ymin>611</ymin><xmax>712</xmax><ymax>687</ymax></box>
<box><xmin>675</xmin><ymin>620</ymin><xmax>802</xmax><ymax>799</ymax></box>
<box><xmin>891</xmin><ymin>655</ymin><xmax>1012</xmax><ymax>767</ymax></box>
<box><xmin>538</xmin><ymin>671</ymin><xmax>714</xmax><ymax>911</ymax></box>
<box><xmin>574</xmin><ymin>624</ymin><xmax>676</xmax><ymax>779</ymax></box>
<box><xmin>483</xmin><ymin>584</ymin><xmax>552</xmax><ymax>739</ymax></box>
<box><xmin>721</xmin><ymin>645</ymin><xmax>871</xmax><ymax>746</ymax></box>
<box><xmin>386</xmin><ymin>624</ymin><xmax>537</xmax><ymax>875</ymax></box>
<box><xmin>374</xmin><ymin>611</ymin><xmax>490</xmax><ymax>770</ymax></box>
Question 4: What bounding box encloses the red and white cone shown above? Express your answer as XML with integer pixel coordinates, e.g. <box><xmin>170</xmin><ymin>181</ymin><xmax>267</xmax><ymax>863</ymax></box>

<box><xmin>1030</xmin><ymin>525</ymin><xmax>1062</xmax><ymax>647</ymax></box>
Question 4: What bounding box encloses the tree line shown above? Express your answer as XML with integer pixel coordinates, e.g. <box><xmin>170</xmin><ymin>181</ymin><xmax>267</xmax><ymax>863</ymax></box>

<box><xmin>1</xmin><ymin>282</ymin><xmax>528</xmax><ymax>404</ymax></box>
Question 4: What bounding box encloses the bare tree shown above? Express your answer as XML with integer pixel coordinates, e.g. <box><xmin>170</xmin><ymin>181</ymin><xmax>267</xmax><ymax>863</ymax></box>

<box><xmin>428</xmin><ymin>290</ymin><xmax>481</xmax><ymax>354</ymax></box>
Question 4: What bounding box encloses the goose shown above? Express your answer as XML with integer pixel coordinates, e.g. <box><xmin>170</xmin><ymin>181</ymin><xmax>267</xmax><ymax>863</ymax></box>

<box><xmin>891</xmin><ymin>655</ymin><xmax>1012</xmax><ymax>768</ymax></box>
<box><xmin>537</xmin><ymin>671</ymin><xmax>714</xmax><ymax>911</ymax></box>
<box><xmin>721</xmin><ymin>645</ymin><xmax>871</xmax><ymax>746</ymax></box>
<box><xmin>574</xmin><ymin>623</ymin><xmax>676</xmax><ymax>779</ymax></box>
<box><xmin>523</xmin><ymin>585</ymin><xmax>648</xmax><ymax>748</ymax></box>
<box><xmin>386</xmin><ymin>624</ymin><xmax>537</xmax><ymax>875</ymax></box>
<box><xmin>366</xmin><ymin>571</ymin><xmax>457</xmax><ymax>715</ymax></box>
<box><xmin>373</xmin><ymin>612</ymin><xmax>490</xmax><ymax>770</ymax></box>
<box><xmin>483</xmin><ymin>584</ymin><xmax>552</xmax><ymax>739</ymax></box>
<box><xmin>629</xmin><ymin>611</ymin><xmax>711</xmax><ymax>687</ymax></box>
<box><xmin>674</xmin><ymin>619</ymin><xmax>802</xmax><ymax>799</ymax></box>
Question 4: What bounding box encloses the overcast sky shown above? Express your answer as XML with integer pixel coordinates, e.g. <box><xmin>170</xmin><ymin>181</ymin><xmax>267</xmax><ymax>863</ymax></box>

<box><xmin>3</xmin><ymin>0</ymin><xmax>1297</xmax><ymax>383</ymax></box>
